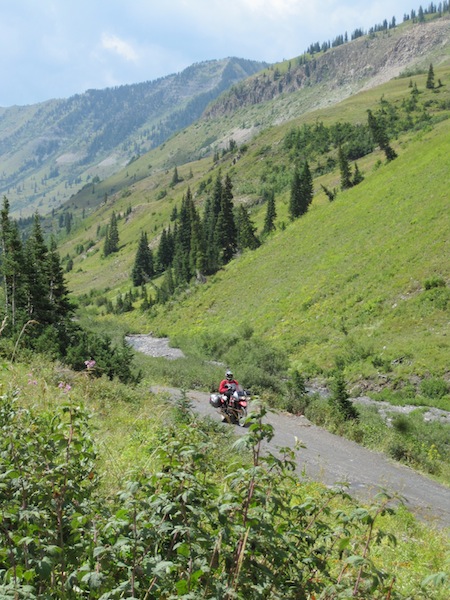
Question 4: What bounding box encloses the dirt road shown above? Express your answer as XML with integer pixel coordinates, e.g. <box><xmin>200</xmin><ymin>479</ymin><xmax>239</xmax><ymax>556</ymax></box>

<box><xmin>126</xmin><ymin>335</ymin><xmax>450</xmax><ymax>529</ymax></box>
<box><xmin>152</xmin><ymin>385</ymin><xmax>450</xmax><ymax>530</ymax></box>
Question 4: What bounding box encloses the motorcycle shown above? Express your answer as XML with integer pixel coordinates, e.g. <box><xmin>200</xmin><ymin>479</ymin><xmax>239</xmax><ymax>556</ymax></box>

<box><xmin>209</xmin><ymin>383</ymin><xmax>250</xmax><ymax>426</ymax></box>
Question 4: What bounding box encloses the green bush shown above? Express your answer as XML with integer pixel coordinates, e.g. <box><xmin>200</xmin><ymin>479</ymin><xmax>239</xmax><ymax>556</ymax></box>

<box><xmin>420</xmin><ymin>377</ymin><xmax>449</xmax><ymax>400</ymax></box>
<box><xmin>423</xmin><ymin>275</ymin><xmax>446</xmax><ymax>290</ymax></box>
<box><xmin>0</xmin><ymin>398</ymin><xmax>413</xmax><ymax>599</ymax></box>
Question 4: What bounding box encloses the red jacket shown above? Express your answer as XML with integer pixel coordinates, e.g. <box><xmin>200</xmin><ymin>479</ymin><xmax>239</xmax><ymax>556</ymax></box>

<box><xmin>219</xmin><ymin>379</ymin><xmax>239</xmax><ymax>393</ymax></box>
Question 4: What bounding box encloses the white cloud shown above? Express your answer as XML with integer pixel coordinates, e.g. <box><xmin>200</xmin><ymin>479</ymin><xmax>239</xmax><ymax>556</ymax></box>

<box><xmin>0</xmin><ymin>0</ymin><xmax>419</xmax><ymax>105</ymax></box>
<box><xmin>101</xmin><ymin>33</ymin><xmax>139</xmax><ymax>62</ymax></box>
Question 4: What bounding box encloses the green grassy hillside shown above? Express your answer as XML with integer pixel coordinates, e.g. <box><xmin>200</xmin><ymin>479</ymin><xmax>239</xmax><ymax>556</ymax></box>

<box><xmin>146</xmin><ymin>119</ymin><xmax>449</xmax><ymax>382</ymax></box>
<box><xmin>55</xmin><ymin>58</ymin><xmax>450</xmax><ymax>408</ymax></box>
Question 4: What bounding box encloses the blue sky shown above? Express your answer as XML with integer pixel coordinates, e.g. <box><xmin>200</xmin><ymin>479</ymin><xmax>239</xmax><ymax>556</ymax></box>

<box><xmin>0</xmin><ymin>0</ymin><xmax>418</xmax><ymax>107</ymax></box>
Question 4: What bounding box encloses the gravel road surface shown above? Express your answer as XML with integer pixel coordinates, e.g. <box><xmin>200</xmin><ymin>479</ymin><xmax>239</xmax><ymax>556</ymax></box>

<box><xmin>126</xmin><ymin>334</ymin><xmax>450</xmax><ymax>530</ymax></box>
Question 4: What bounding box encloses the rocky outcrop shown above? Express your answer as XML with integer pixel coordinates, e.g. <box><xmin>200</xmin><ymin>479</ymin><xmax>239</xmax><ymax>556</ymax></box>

<box><xmin>204</xmin><ymin>18</ymin><xmax>450</xmax><ymax>120</ymax></box>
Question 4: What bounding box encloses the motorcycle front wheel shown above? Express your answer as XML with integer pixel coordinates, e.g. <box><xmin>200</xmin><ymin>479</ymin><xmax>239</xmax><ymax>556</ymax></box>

<box><xmin>236</xmin><ymin>406</ymin><xmax>248</xmax><ymax>427</ymax></box>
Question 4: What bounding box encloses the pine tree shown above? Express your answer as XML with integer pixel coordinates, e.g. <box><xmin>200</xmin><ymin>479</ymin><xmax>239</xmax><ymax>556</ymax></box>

<box><xmin>289</xmin><ymin>161</ymin><xmax>313</xmax><ymax>220</ymax></box>
<box><xmin>0</xmin><ymin>197</ymin><xmax>26</xmax><ymax>327</ymax></box>
<box><xmin>352</xmin><ymin>162</ymin><xmax>364</xmax><ymax>186</ymax></box>
<box><xmin>426</xmin><ymin>63</ymin><xmax>435</xmax><ymax>89</ymax></box>
<box><xmin>170</xmin><ymin>166</ymin><xmax>181</xmax><ymax>187</ymax></box>
<box><xmin>289</xmin><ymin>168</ymin><xmax>302</xmax><ymax>220</ymax></box>
<box><xmin>172</xmin><ymin>187</ymin><xmax>196</xmax><ymax>284</ymax></box>
<box><xmin>23</xmin><ymin>213</ymin><xmax>52</xmax><ymax>324</ymax></box>
<box><xmin>189</xmin><ymin>204</ymin><xmax>206</xmax><ymax>276</ymax></box>
<box><xmin>367</xmin><ymin>109</ymin><xmax>397</xmax><ymax>162</ymax></box>
<box><xmin>329</xmin><ymin>369</ymin><xmax>359</xmax><ymax>421</ymax></box>
<box><xmin>156</xmin><ymin>227</ymin><xmax>173</xmax><ymax>273</ymax></box>
<box><xmin>236</xmin><ymin>205</ymin><xmax>260</xmax><ymax>251</ymax></box>
<box><xmin>103</xmin><ymin>225</ymin><xmax>110</xmax><ymax>256</ymax></box>
<box><xmin>262</xmin><ymin>189</ymin><xmax>277</xmax><ymax>235</ymax></box>
<box><xmin>203</xmin><ymin>174</ymin><xmax>223</xmax><ymax>273</ymax></box>
<box><xmin>338</xmin><ymin>146</ymin><xmax>353</xmax><ymax>190</ymax></box>
<box><xmin>108</xmin><ymin>212</ymin><xmax>119</xmax><ymax>253</ymax></box>
<box><xmin>321</xmin><ymin>184</ymin><xmax>338</xmax><ymax>202</ymax></box>
<box><xmin>104</xmin><ymin>212</ymin><xmax>119</xmax><ymax>256</ymax></box>
<box><xmin>47</xmin><ymin>236</ymin><xmax>73</xmax><ymax>323</ymax></box>
<box><xmin>214</xmin><ymin>174</ymin><xmax>237</xmax><ymax>265</ymax></box>
<box><xmin>300</xmin><ymin>161</ymin><xmax>314</xmax><ymax>212</ymax></box>
<box><xmin>131</xmin><ymin>231</ymin><xmax>154</xmax><ymax>286</ymax></box>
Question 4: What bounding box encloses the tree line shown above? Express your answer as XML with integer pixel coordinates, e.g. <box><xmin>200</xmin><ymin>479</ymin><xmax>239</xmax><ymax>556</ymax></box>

<box><xmin>0</xmin><ymin>197</ymin><xmax>139</xmax><ymax>382</ymax></box>
<box><xmin>131</xmin><ymin>174</ymin><xmax>262</xmax><ymax>304</ymax></box>
<box><xmin>305</xmin><ymin>3</ymin><xmax>450</xmax><ymax>56</ymax></box>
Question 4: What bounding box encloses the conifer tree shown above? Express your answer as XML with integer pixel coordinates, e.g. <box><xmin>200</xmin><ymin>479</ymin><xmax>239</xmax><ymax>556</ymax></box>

<box><xmin>131</xmin><ymin>231</ymin><xmax>154</xmax><ymax>286</ymax></box>
<box><xmin>108</xmin><ymin>211</ymin><xmax>120</xmax><ymax>253</ymax></box>
<box><xmin>172</xmin><ymin>187</ymin><xmax>196</xmax><ymax>284</ymax></box>
<box><xmin>262</xmin><ymin>189</ymin><xmax>277</xmax><ymax>235</ymax></box>
<box><xmin>24</xmin><ymin>213</ymin><xmax>52</xmax><ymax>324</ymax></box>
<box><xmin>426</xmin><ymin>63</ymin><xmax>435</xmax><ymax>89</ymax></box>
<box><xmin>352</xmin><ymin>162</ymin><xmax>364</xmax><ymax>186</ymax></box>
<box><xmin>156</xmin><ymin>227</ymin><xmax>174</xmax><ymax>273</ymax></box>
<box><xmin>158</xmin><ymin>268</ymin><xmax>175</xmax><ymax>304</ymax></box>
<box><xmin>47</xmin><ymin>236</ymin><xmax>73</xmax><ymax>323</ymax></box>
<box><xmin>367</xmin><ymin>109</ymin><xmax>397</xmax><ymax>162</ymax></box>
<box><xmin>236</xmin><ymin>205</ymin><xmax>260</xmax><ymax>251</ymax></box>
<box><xmin>104</xmin><ymin>212</ymin><xmax>119</xmax><ymax>256</ymax></box>
<box><xmin>289</xmin><ymin>161</ymin><xmax>313</xmax><ymax>219</ymax></box>
<box><xmin>321</xmin><ymin>184</ymin><xmax>338</xmax><ymax>202</ymax></box>
<box><xmin>0</xmin><ymin>197</ymin><xmax>25</xmax><ymax>327</ymax></box>
<box><xmin>300</xmin><ymin>160</ymin><xmax>314</xmax><ymax>211</ymax></box>
<box><xmin>203</xmin><ymin>174</ymin><xmax>223</xmax><ymax>273</ymax></box>
<box><xmin>338</xmin><ymin>146</ymin><xmax>353</xmax><ymax>190</ymax></box>
<box><xmin>170</xmin><ymin>166</ymin><xmax>181</xmax><ymax>187</ymax></box>
<box><xmin>289</xmin><ymin>168</ymin><xmax>302</xmax><ymax>220</ymax></box>
<box><xmin>189</xmin><ymin>204</ymin><xmax>206</xmax><ymax>276</ymax></box>
<box><xmin>214</xmin><ymin>174</ymin><xmax>237</xmax><ymax>265</ymax></box>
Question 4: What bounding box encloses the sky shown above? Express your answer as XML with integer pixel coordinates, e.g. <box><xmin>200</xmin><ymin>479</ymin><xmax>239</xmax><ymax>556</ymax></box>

<box><xmin>0</xmin><ymin>0</ymin><xmax>419</xmax><ymax>107</ymax></box>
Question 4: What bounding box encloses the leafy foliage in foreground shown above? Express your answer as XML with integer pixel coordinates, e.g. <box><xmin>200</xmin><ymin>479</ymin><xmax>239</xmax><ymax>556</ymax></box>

<box><xmin>1</xmin><ymin>391</ymin><xmax>448</xmax><ymax>599</ymax></box>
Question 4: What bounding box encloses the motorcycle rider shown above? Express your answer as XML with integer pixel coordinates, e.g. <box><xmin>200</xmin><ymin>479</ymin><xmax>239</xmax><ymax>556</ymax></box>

<box><xmin>219</xmin><ymin>370</ymin><xmax>239</xmax><ymax>403</ymax></box>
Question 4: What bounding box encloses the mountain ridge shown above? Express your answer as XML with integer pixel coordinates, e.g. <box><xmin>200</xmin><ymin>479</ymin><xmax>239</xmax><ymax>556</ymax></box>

<box><xmin>0</xmin><ymin>57</ymin><xmax>267</xmax><ymax>217</ymax></box>
<box><xmin>204</xmin><ymin>18</ymin><xmax>450</xmax><ymax>120</ymax></box>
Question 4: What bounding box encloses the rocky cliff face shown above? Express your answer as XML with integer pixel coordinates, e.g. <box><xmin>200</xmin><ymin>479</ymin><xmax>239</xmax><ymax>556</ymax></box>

<box><xmin>204</xmin><ymin>18</ymin><xmax>450</xmax><ymax>120</ymax></box>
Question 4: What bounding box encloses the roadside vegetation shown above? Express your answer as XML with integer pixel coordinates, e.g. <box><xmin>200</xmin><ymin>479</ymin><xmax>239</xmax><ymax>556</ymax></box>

<box><xmin>0</xmin><ymin>354</ymin><xmax>448</xmax><ymax>599</ymax></box>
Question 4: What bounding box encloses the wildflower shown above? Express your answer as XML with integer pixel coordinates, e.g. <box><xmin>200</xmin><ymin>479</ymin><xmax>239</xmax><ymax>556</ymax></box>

<box><xmin>84</xmin><ymin>359</ymin><xmax>96</xmax><ymax>370</ymax></box>
<box><xmin>58</xmin><ymin>382</ymin><xmax>72</xmax><ymax>393</ymax></box>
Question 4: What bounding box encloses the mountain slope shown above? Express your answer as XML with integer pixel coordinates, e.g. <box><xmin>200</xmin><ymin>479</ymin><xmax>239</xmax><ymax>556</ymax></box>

<box><xmin>205</xmin><ymin>17</ymin><xmax>450</xmax><ymax>120</ymax></box>
<box><xmin>57</xmin><ymin>14</ymin><xmax>450</xmax><ymax>217</ymax></box>
<box><xmin>146</xmin><ymin>119</ymin><xmax>449</xmax><ymax>380</ymax></box>
<box><xmin>59</xmin><ymin>70</ymin><xmax>450</xmax><ymax>387</ymax></box>
<box><xmin>0</xmin><ymin>57</ymin><xmax>267</xmax><ymax>217</ymax></box>
<box><xmin>49</xmin><ymin>14</ymin><xmax>450</xmax><ymax>385</ymax></box>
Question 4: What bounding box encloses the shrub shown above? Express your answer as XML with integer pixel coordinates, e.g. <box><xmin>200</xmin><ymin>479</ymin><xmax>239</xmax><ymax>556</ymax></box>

<box><xmin>328</xmin><ymin>368</ymin><xmax>359</xmax><ymax>421</ymax></box>
<box><xmin>392</xmin><ymin>414</ymin><xmax>413</xmax><ymax>434</ymax></box>
<box><xmin>423</xmin><ymin>275</ymin><xmax>446</xmax><ymax>290</ymax></box>
<box><xmin>420</xmin><ymin>377</ymin><xmax>449</xmax><ymax>399</ymax></box>
<box><xmin>0</xmin><ymin>399</ymin><xmax>407</xmax><ymax>599</ymax></box>
<box><xmin>282</xmin><ymin>369</ymin><xmax>310</xmax><ymax>414</ymax></box>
